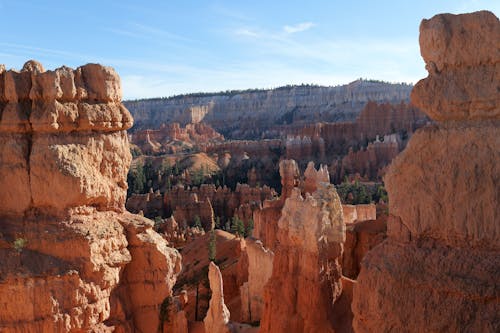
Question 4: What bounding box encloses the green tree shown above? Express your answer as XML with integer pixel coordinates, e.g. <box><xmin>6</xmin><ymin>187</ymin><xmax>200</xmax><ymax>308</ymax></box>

<box><xmin>245</xmin><ymin>218</ymin><xmax>254</xmax><ymax>238</ymax></box>
<box><xmin>208</xmin><ymin>229</ymin><xmax>217</xmax><ymax>262</ymax></box>
<box><xmin>231</xmin><ymin>216</ymin><xmax>245</xmax><ymax>238</ymax></box>
<box><xmin>193</xmin><ymin>215</ymin><xmax>202</xmax><ymax>230</ymax></box>
<box><xmin>127</xmin><ymin>162</ymin><xmax>146</xmax><ymax>196</ymax></box>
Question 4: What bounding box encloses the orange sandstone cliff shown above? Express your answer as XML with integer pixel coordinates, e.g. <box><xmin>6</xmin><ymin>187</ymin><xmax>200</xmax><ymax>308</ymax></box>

<box><xmin>0</xmin><ymin>61</ymin><xmax>181</xmax><ymax>332</ymax></box>
<box><xmin>352</xmin><ymin>11</ymin><xmax>500</xmax><ymax>332</ymax></box>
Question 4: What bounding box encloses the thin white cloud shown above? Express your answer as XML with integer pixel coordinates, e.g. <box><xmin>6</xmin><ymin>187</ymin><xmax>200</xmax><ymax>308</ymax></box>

<box><xmin>235</xmin><ymin>29</ymin><xmax>259</xmax><ymax>37</ymax></box>
<box><xmin>283</xmin><ymin>22</ymin><xmax>315</xmax><ymax>34</ymax></box>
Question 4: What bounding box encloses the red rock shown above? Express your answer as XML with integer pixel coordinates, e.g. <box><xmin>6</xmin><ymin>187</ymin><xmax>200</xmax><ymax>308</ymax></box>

<box><xmin>260</xmin><ymin>184</ymin><xmax>345</xmax><ymax>333</ymax></box>
<box><xmin>240</xmin><ymin>238</ymin><xmax>274</xmax><ymax>323</ymax></box>
<box><xmin>352</xmin><ymin>11</ymin><xmax>500</xmax><ymax>333</ymax></box>
<box><xmin>412</xmin><ymin>11</ymin><xmax>500</xmax><ymax>121</ymax></box>
<box><xmin>342</xmin><ymin>216</ymin><xmax>387</xmax><ymax>279</ymax></box>
<box><xmin>0</xmin><ymin>61</ymin><xmax>181</xmax><ymax>332</ymax></box>
<box><xmin>204</xmin><ymin>262</ymin><xmax>232</xmax><ymax>333</ymax></box>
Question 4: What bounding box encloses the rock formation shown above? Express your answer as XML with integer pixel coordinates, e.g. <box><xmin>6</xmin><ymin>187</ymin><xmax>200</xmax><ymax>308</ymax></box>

<box><xmin>240</xmin><ymin>239</ymin><xmax>274</xmax><ymax>323</ymax></box>
<box><xmin>204</xmin><ymin>262</ymin><xmax>232</xmax><ymax>333</ymax></box>
<box><xmin>260</xmin><ymin>183</ymin><xmax>345</xmax><ymax>333</ymax></box>
<box><xmin>342</xmin><ymin>216</ymin><xmax>387</xmax><ymax>279</ymax></box>
<box><xmin>353</xmin><ymin>11</ymin><xmax>500</xmax><ymax>332</ymax></box>
<box><xmin>163</xmin><ymin>183</ymin><xmax>276</xmax><ymax>229</ymax></box>
<box><xmin>341</xmin><ymin>203</ymin><xmax>377</xmax><ymax>224</ymax></box>
<box><xmin>125</xmin><ymin>80</ymin><xmax>413</xmax><ymax>139</ymax></box>
<box><xmin>0</xmin><ymin>61</ymin><xmax>181</xmax><ymax>332</ymax></box>
<box><xmin>131</xmin><ymin>122</ymin><xmax>224</xmax><ymax>155</ymax></box>
<box><xmin>174</xmin><ymin>230</ymin><xmax>247</xmax><ymax>323</ymax></box>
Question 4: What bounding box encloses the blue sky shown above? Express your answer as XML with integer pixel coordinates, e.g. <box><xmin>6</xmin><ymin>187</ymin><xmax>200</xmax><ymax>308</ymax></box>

<box><xmin>0</xmin><ymin>1</ymin><xmax>498</xmax><ymax>99</ymax></box>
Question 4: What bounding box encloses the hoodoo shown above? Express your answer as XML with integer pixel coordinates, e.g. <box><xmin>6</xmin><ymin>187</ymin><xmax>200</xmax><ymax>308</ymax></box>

<box><xmin>352</xmin><ymin>11</ymin><xmax>500</xmax><ymax>332</ymax></box>
<box><xmin>0</xmin><ymin>61</ymin><xmax>181</xmax><ymax>332</ymax></box>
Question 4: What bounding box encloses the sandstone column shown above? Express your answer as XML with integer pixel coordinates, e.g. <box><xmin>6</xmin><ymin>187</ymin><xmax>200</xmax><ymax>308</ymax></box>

<box><xmin>352</xmin><ymin>11</ymin><xmax>500</xmax><ymax>332</ymax></box>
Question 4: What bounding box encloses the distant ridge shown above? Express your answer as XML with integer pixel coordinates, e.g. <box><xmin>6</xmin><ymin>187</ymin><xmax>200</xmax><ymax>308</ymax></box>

<box><xmin>124</xmin><ymin>79</ymin><xmax>413</xmax><ymax>139</ymax></box>
<box><xmin>125</xmin><ymin>79</ymin><xmax>413</xmax><ymax>102</ymax></box>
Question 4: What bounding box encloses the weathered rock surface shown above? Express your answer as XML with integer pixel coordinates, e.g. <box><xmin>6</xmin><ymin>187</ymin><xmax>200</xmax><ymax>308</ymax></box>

<box><xmin>240</xmin><ymin>239</ymin><xmax>274</xmax><ymax>323</ymax></box>
<box><xmin>342</xmin><ymin>204</ymin><xmax>377</xmax><ymax>224</ymax></box>
<box><xmin>411</xmin><ymin>11</ymin><xmax>500</xmax><ymax>121</ymax></box>
<box><xmin>353</xmin><ymin>11</ymin><xmax>500</xmax><ymax>333</ymax></box>
<box><xmin>0</xmin><ymin>61</ymin><xmax>181</xmax><ymax>332</ymax></box>
<box><xmin>260</xmin><ymin>184</ymin><xmax>345</xmax><ymax>333</ymax></box>
<box><xmin>174</xmin><ymin>230</ymin><xmax>247</xmax><ymax>322</ymax></box>
<box><xmin>204</xmin><ymin>262</ymin><xmax>232</xmax><ymax>333</ymax></box>
<box><xmin>342</xmin><ymin>216</ymin><xmax>387</xmax><ymax>279</ymax></box>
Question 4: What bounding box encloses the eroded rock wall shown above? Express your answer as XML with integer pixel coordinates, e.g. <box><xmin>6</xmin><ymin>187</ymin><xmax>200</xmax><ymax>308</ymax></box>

<box><xmin>0</xmin><ymin>61</ymin><xmax>181</xmax><ymax>332</ymax></box>
<box><xmin>352</xmin><ymin>11</ymin><xmax>500</xmax><ymax>332</ymax></box>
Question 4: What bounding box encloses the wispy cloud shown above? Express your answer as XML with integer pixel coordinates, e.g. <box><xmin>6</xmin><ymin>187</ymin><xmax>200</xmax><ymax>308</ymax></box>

<box><xmin>105</xmin><ymin>22</ymin><xmax>194</xmax><ymax>44</ymax></box>
<box><xmin>235</xmin><ymin>28</ymin><xmax>259</xmax><ymax>37</ymax></box>
<box><xmin>283</xmin><ymin>22</ymin><xmax>315</xmax><ymax>34</ymax></box>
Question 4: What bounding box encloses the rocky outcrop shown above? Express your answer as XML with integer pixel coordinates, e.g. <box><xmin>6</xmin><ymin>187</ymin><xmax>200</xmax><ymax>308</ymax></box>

<box><xmin>260</xmin><ymin>183</ymin><xmax>345</xmax><ymax>333</ymax></box>
<box><xmin>131</xmin><ymin>122</ymin><xmax>224</xmax><ymax>155</ymax></box>
<box><xmin>252</xmin><ymin>160</ymin><xmax>300</xmax><ymax>251</ymax></box>
<box><xmin>174</xmin><ymin>230</ymin><xmax>247</xmax><ymax>323</ymax></box>
<box><xmin>411</xmin><ymin>11</ymin><xmax>500</xmax><ymax>121</ymax></box>
<box><xmin>126</xmin><ymin>189</ymin><xmax>164</xmax><ymax>218</ymax></box>
<box><xmin>204</xmin><ymin>262</ymin><xmax>232</xmax><ymax>333</ymax></box>
<box><xmin>0</xmin><ymin>61</ymin><xmax>181</xmax><ymax>332</ymax></box>
<box><xmin>353</xmin><ymin>11</ymin><xmax>500</xmax><ymax>332</ymax></box>
<box><xmin>164</xmin><ymin>183</ymin><xmax>276</xmax><ymax>229</ymax></box>
<box><xmin>342</xmin><ymin>216</ymin><xmax>387</xmax><ymax>279</ymax></box>
<box><xmin>240</xmin><ymin>239</ymin><xmax>274</xmax><ymax>323</ymax></box>
<box><xmin>342</xmin><ymin>204</ymin><xmax>377</xmax><ymax>224</ymax></box>
<box><xmin>302</xmin><ymin>161</ymin><xmax>329</xmax><ymax>194</ymax></box>
<box><xmin>162</xmin><ymin>292</ymin><xmax>189</xmax><ymax>333</ymax></box>
<box><xmin>331</xmin><ymin>136</ymin><xmax>401</xmax><ymax>182</ymax></box>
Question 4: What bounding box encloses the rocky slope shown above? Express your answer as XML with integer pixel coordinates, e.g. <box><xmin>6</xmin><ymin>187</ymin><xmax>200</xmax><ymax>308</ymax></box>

<box><xmin>0</xmin><ymin>61</ymin><xmax>181</xmax><ymax>332</ymax></box>
<box><xmin>352</xmin><ymin>11</ymin><xmax>500</xmax><ymax>332</ymax></box>
<box><xmin>125</xmin><ymin>80</ymin><xmax>413</xmax><ymax>139</ymax></box>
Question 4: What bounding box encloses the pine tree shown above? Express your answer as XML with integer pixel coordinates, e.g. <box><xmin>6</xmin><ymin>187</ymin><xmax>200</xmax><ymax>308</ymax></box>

<box><xmin>245</xmin><ymin>218</ymin><xmax>254</xmax><ymax>238</ymax></box>
<box><xmin>193</xmin><ymin>215</ymin><xmax>202</xmax><ymax>230</ymax></box>
<box><xmin>208</xmin><ymin>229</ymin><xmax>216</xmax><ymax>262</ymax></box>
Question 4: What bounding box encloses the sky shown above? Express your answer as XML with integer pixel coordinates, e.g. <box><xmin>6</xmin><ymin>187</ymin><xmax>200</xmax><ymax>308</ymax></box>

<box><xmin>0</xmin><ymin>1</ymin><xmax>498</xmax><ymax>100</ymax></box>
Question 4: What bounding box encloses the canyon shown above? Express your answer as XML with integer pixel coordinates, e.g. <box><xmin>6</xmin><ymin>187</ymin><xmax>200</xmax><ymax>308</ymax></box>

<box><xmin>0</xmin><ymin>8</ymin><xmax>498</xmax><ymax>333</ymax></box>
<box><xmin>124</xmin><ymin>81</ymin><xmax>413</xmax><ymax>139</ymax></box>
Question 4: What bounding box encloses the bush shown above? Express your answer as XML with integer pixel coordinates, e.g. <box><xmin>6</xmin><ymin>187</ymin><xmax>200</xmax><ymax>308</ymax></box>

<box><xmin>13</xmin><ymin>238</ymin><xmax>27</xmax><ymax>253</ymax></box>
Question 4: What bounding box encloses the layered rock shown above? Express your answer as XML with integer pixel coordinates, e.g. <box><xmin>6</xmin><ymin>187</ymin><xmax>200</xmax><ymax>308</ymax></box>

<box><xmin>260</xmin><ymin>183</ymin><xmax>345</xmax><ymax>333</ymax></box>
<box><xmin>125</xmin><ymin>80</ymin><xmax>413</xmax><ymax>139</ymax></box>
<box><xmin>353</xmin><ymin>11</ymin><xmax>500</xmax><ymax>332</ymax></box>
<box><xmin>0</xmin><ymin>61</ymin><xmax>181</xmax><ymax>332</ymax></box>
<box><xmin>411</xmin><ymin>11</ymin><xmax>500</xmax><ymax>121</ymax></box>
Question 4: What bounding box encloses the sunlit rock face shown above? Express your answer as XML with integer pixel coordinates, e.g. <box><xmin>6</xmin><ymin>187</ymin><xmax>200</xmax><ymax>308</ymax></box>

<box><xmin>260</xmin><ymin>183</ymin><xmax>345</xmax><ymax>333</ymax></box>
<box><xmin>0</xmin><ymin>61</ymin><xmax>181</xmax><ymax>332</ymax></box>
<box><xmin>353</xmin><ymin>11</ymin><xmax>500</xmax><ymax>333</ymax></box>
